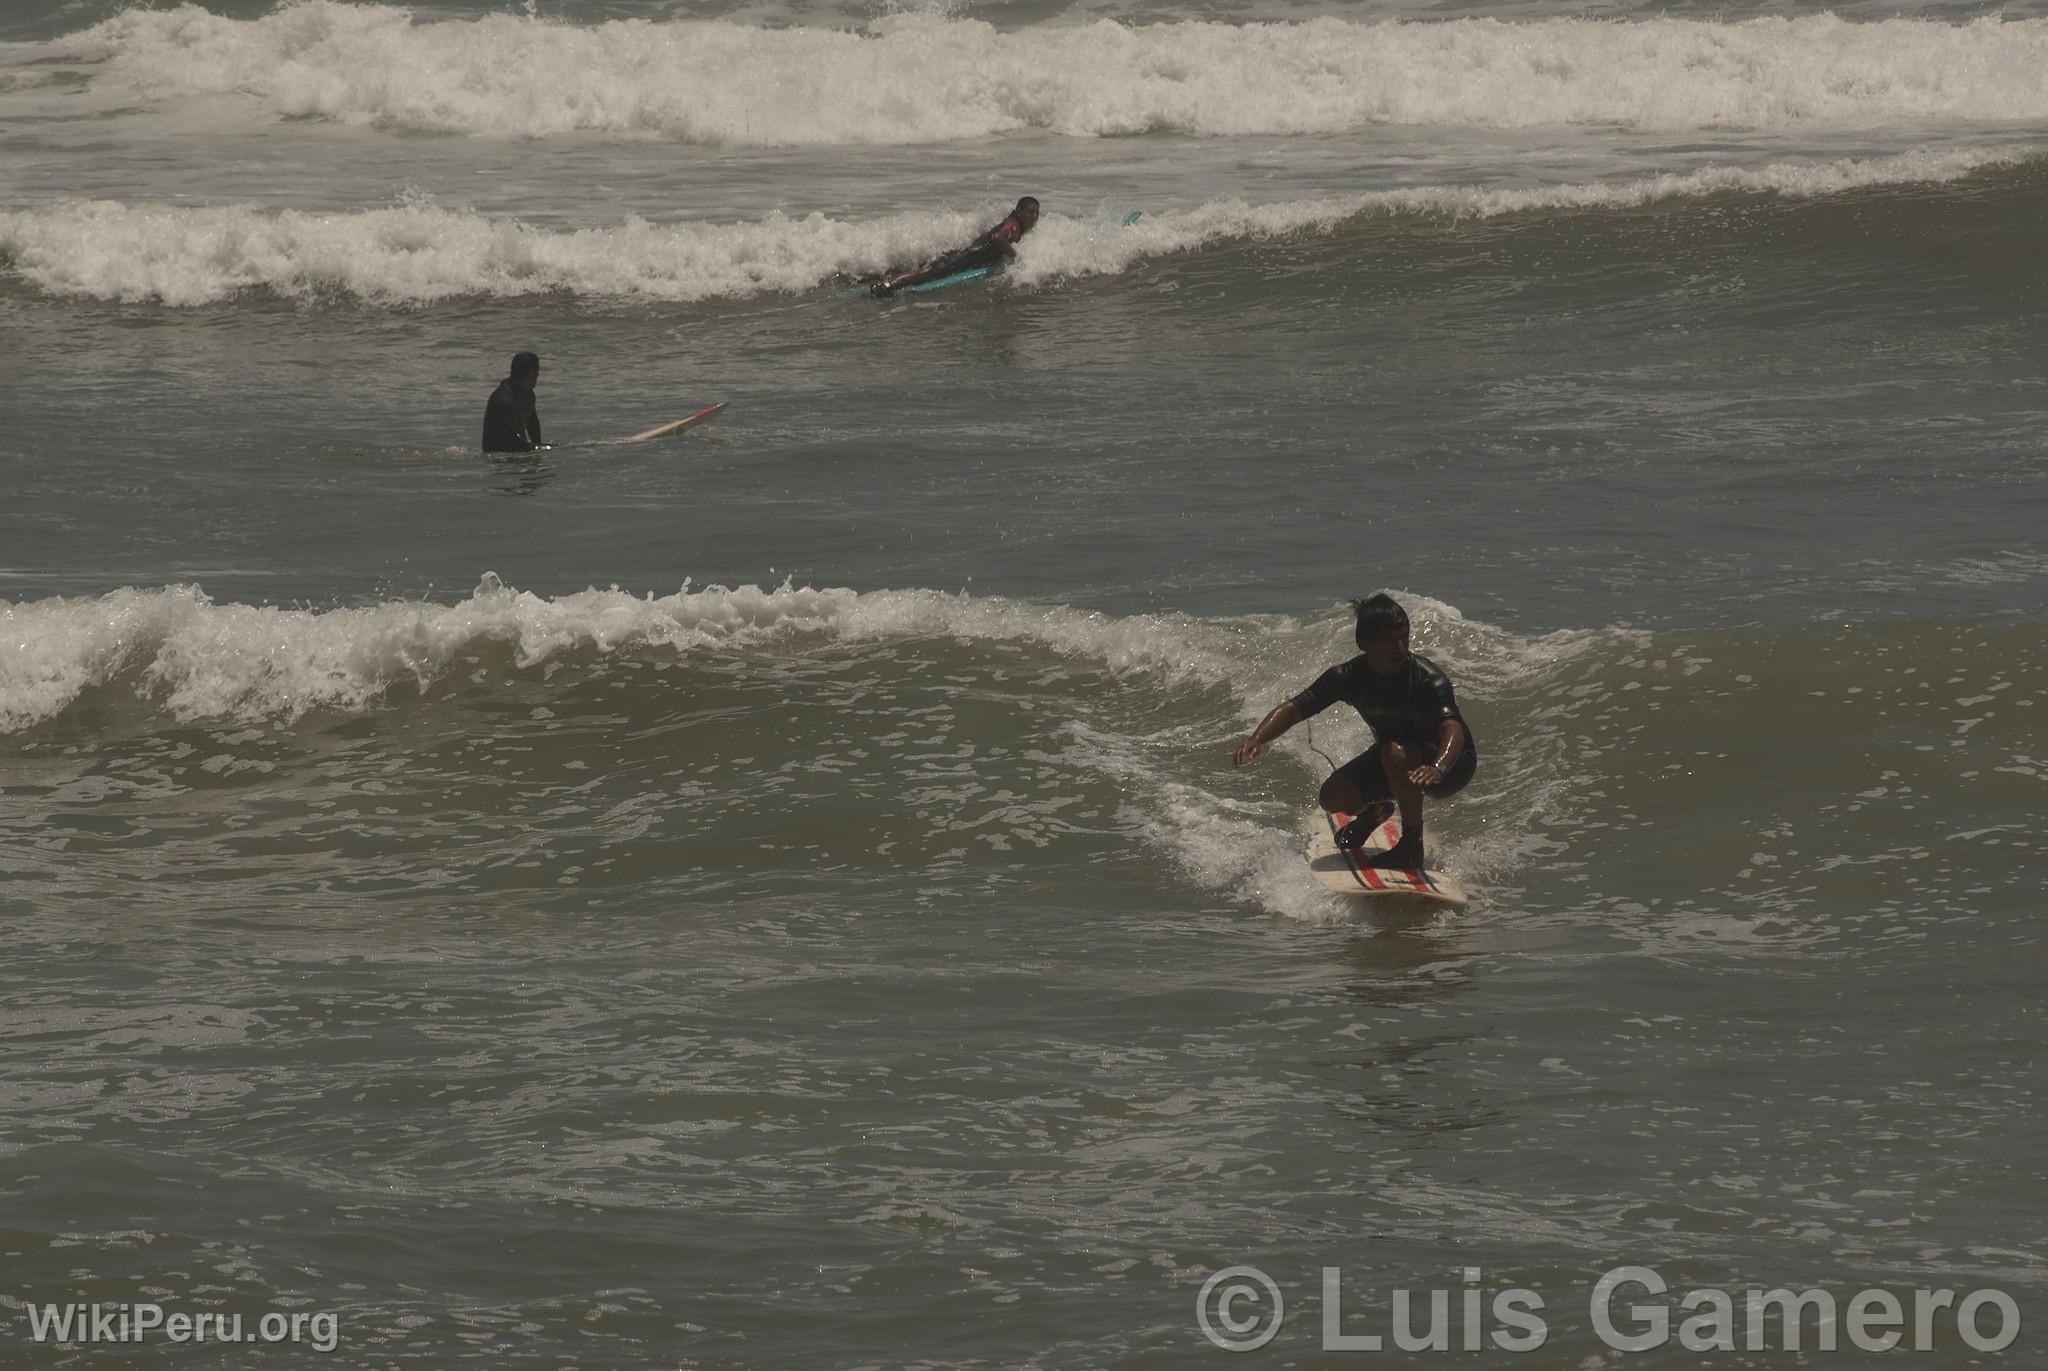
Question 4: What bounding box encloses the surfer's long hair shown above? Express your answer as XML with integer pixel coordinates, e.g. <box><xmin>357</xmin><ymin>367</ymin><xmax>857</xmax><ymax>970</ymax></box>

<box><xmin>1350</xmin><ymin>593</ymin><xmax>1409</xmax><ymax>651</ymax></box>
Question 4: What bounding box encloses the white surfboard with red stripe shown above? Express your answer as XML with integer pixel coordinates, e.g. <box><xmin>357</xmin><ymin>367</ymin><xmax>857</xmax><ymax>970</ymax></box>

<box><xmin>533</xmin><ymin>402</ymin><xmax>729</xmax><ymax>453</ymax></box>
<box><xmin>1304</xmin><ymin>808</ymin><xmax>1468</xmax><ymax>907</ymax></box>
<box><xmin>621</xmin><ymin>401</ymin><xmax>727</xmax><ymax>443</ymax></box>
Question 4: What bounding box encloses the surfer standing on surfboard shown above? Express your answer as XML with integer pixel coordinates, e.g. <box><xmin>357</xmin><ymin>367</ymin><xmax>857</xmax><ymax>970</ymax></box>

<box><xmin>482</xmin><ymin>351</ymin><xmax>544</xmax><ymax>453</ymax></box>
<box><xmin>1232</xmin><ymin>594</ymin><xmax>1478</xmax><ymax>869</ymax></box>
<box><xmin>870</xmin><ymin>197</ymin><xmax>1040</xmax><ymax>298</ymax></box>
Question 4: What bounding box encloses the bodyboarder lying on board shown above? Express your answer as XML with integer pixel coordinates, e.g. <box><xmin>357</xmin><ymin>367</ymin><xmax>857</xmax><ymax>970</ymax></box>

<box><xmin>482</xmin><ymin>351</ymin><xmax>545</xmax><ymax>453</ymax></box>
<box><xmin>869</xmin><ymin>197</ymin><xmax>1040</xmax><ymax>298</ymax></box>
<box><xmin>1232</xmin><ymin>593</ymin><xmax>1478</xmax><ymax>869</ymax></box>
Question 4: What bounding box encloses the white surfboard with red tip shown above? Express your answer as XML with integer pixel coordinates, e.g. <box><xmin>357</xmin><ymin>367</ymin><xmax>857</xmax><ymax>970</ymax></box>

<box><xmin>621</xmin><ymin>401</ymin><xmax>727</xmax><ymax>443</ymax></box>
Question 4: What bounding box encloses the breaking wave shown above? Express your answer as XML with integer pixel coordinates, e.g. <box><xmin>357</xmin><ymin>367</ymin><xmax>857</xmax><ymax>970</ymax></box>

<box><xmin>0</xmin><ymin>148</ymin><xmax>2024</xmax><ymax>305</ymax></box>
<box><xmin>27</xmin><ymin>6</ymin><xmax>2048</xmax><ymax>144</ymax></box>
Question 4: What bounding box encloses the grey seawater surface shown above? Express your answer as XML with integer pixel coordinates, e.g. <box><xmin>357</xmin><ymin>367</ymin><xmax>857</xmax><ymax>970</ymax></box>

<box><xmin>3</xmin><ymin>0</ymin><xmax>2046</xmax><ymax>1366</ymax></box>
<box><xmin>3</xmin><ymin>609</ymin><xmax>2043</xmax><ymax>1366</ymax></box>
<box><xmin>7</xmin><ymin>159</ymin><xmax>2047</xmax><ymax>624</ymax></box>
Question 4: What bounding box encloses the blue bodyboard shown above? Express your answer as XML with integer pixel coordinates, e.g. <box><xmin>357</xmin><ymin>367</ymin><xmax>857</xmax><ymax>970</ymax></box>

<box><xmin>905</xmin><ymin>264</ymin><xmax>998</xmax><ymax>293</ymax></box>
<box><xmin>842</xmin><ymin>264</ymin><xmax>995</xmax><ymax>300</ymax></box>
<box><xmin>847</xmin><ymin>212</ymin><xmax>1140</xmax><ymax>300</ymax></box>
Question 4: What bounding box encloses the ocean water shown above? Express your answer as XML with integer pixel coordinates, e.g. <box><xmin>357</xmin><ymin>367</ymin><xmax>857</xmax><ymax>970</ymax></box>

<box><xmin>2</xmin><ymin>0</ymin><xmax>2044</xmax><ymax>1365</ymax></box>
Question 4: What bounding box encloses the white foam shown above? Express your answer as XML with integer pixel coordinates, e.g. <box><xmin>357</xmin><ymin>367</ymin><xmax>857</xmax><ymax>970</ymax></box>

<box><xmin>38</xmin><ymin>7</ymin><xmax>2048</xmax><ymax>143</ymax></box>
<box><xmin>0</xmin><ymin>574</ymin><xmax>1273</xmax><ymax>732</ymax></box>
<box><xmin>1147</xmin><ymin>784</ymin><xmax>1358</xmax><ymax>926</ymax></box>
<box><xmin>0</xmin><ymin>576</ymin><xmax>1599</xmax><ymax>743</ymax></box>
<box><xmin>0</xmin><ymin>195</ymin><xmax>961</xmax><ymax>306</ymax></box>
<box><xmin>1</xmin><ymin>147</ymin><xmax>2021</xmax><ymax>305</ymax></box>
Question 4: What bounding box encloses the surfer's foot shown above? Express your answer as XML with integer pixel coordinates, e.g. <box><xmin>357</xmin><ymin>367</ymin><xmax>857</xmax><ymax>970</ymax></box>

<box><xmin>1333</xmin><ymin>802</ymin><xmax>1395</xmax><ymax>851</ymax></box>
<box><xmin>1359</xmin><ymin>836</ymin><xmax>1425</xmax><ymax>870</ymax></box>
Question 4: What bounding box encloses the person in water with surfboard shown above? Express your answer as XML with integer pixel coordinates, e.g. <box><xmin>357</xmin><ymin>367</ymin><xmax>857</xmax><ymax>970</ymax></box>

<box><xmin>1233</xmin><ymin>594</ymin><xmax>1477</xmax><ymax>869</ymax></box>
<box><xmin>482</xmin><ymin>351</ymin><xmax>544</xmax><ymax>453</ymax></box>
<box><xmin>870</xmin><ymin>197</ymin><xmax>1041</xmax><ymax>298</ymax></box>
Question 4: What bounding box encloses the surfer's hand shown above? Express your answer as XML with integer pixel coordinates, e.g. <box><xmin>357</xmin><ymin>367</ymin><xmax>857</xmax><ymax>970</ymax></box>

<box><xmin>1232</xmin><ymin>738</ymin><xmax>1261</xmax><ymax>768</ymax></box>
<box><xmin>1409</xmin><ymin>762</ymin><xmax>1444</xmax><ymax>786</ymax></box>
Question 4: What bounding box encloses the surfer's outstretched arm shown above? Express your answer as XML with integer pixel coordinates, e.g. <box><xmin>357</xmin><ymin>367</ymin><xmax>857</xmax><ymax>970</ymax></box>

<box><xmin>1232</xmin><ymin>702</ymin><xmax>1302</xmax><ymax>768</ymax></box>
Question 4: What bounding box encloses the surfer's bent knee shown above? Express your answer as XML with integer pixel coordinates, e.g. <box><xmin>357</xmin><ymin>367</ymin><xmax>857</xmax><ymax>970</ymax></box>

<box><xmin>1318</xmin><ymin>774</ymin><xmax>1362</xmax><ymax>813</ymax></box>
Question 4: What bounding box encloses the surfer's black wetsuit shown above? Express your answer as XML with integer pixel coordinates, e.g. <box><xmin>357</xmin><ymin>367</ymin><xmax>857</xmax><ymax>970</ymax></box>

<box><xmin>927</xmin><ymin>218</ymin><xmax>1024</xmax><ymax>277</ymax></box>
<box><xmin>1290</xmin><ymin>653</ymin><xmax>1478</xmax><ymax>800</ymax></box>
<box><xmin>872</xmin><ymin>213</ymin><xmax>1031</xmax><ymax>296</ymax></box>
<box><xmin>482</xmin><ymin>378</ymin><xmax>542</xmax><ymax>453</ymax></box>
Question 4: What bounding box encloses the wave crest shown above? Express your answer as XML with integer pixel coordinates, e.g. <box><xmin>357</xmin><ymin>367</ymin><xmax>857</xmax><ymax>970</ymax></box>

<box><xmin>0</xmin><ymin>575</ymin><xmax>1271</xmax><ymax>732</ymax></box>
<box><xmin>41</xmin><ymin>6</ymin><xmax>2048</xmax><ymax>144</ymax></box>
<box><xmin>1</xmin><ymin>149</ymin><xmax>2022</xmax><ymax>305</ymax></box>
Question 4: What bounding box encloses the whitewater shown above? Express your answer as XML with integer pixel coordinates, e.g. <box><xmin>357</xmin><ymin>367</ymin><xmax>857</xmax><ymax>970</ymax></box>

<box><xmin>22</xmin><ymin>6</ymin><xmax>2048</xmax><ymax>142</ymax></box>
<box><xmin>0</xmin><ymin>572</ymin><xmax>1610</xmax><ymax>731</ymax></box>
<box><xmin>2</xmin><ymin>147</ymin><xmax>2033</xmax><ymax>304</ymax></box>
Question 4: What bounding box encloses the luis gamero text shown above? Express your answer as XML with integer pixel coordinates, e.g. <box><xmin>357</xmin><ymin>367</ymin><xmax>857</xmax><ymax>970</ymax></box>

<box><xmin>1320</xmin><ymin>1266</ymin><xmax>2019</xmax><ymax>1354</ymax></box>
